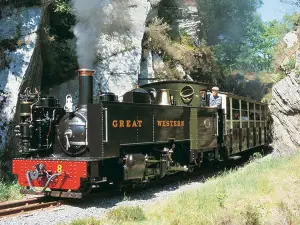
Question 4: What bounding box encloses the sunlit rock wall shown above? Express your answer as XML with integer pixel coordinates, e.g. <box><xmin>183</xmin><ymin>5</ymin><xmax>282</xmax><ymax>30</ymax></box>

<box><xmin>0</xmin><ymin>6</ymin><xmax>42</xmax><ymax>148</ymax></box>
<box><xmin>269</xmin><ymin>71</ymin><xmax>300</xmax><ymax>154</ymax></box>
<box><xmin>50</xmin><ymin>0</ymin><xmax>160</xmax><ymax>104</ymax></box>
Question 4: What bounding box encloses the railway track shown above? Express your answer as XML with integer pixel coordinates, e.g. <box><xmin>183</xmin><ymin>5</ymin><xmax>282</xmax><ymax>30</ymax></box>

<box><xmin>0</xmin><ymin>197</ymin><xmax>63</xmax><ymax>218</ymax></box>
<box><xmin>0</xmin><ymin>148</ymin><xmax>272</xmax><ymax>218</ymax></box>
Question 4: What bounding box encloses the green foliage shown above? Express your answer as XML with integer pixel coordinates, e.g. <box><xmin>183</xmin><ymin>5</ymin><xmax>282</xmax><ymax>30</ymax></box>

<box><xmin>285</xmin><ymin>57</ymin><xmax>296</xmax><ymax>71</ymax></box>
<box><xmin>41</xmin><ymin>39</ymin><xmax>78</xmax><ymax>88</ymax></box>
<box><xmin>281</xmin><ymin>0</ymin><xmax>300</xmax><ymax>7</ymax></box>
<box><xmin>48</xmin><ymin>1</ymin><xmax>75</xmax><ymax>40</ymax></box>
<box><xmin>157</xmin><ymin>0</ymin><xmax>183</xmax><ymax>39</ymax></box>
<box><xmin>54</xmin><ymin>0</ymin><xmax>73</xmax><ymax>14</ymax></box>
<box><xmin>243</xmin><ymin>205</ymin><xmax>261</xmax><ymax>225</ymax></box>
<box><xmin>40</xmin><ymin>0</ymin><xmax>77</xmax><ymax>89</ymax></box>
<box><xmin>196</xmin><ymin>0</ymin><xmax>263</xmax><ymax>45</ymax></box>
<box><xmin>0</xmin><ymin>181</ymin><xmax>23</xmax><ymax>202</ymax></box>
<box><xmin>214</xmin><ymin>14</ymin><xmax>290</xmax><ymax>73</ymax></box>
<box><xmin>106</xmin><ymin>206</ymin><xmax>146</xmax><ymax>223</ymax></box>
<box><xmin>195</xmin><ymin>0</ymin><xmax>298</xmax><ymax>75</ymax></box>
<box><xmin>143</xmin><ymin>17</ymin><xmax>217</xmax><ymax>81</ymax></box>
<box><xmin>222</xmin><ymin>73</ymin><xmax>270</xmax><ymax>101</ymax></box>
<box><xmin>215</xmin><ymin>186</ymin><xmax>227</xmax><ymax>208</ymax></box>
<box><xmin>131</xmin><ymin>151</ymin><xmax>300</xmax><ymax>225</ymax></box>
<box><xmin>67</xmin><ymin>217</ymin><xmax>101</xmax><ymax>225</ymax></box>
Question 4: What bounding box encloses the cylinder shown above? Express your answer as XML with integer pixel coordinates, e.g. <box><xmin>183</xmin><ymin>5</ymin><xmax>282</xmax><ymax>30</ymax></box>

<box><xmin>77</xmin><ymin>69</ymin><xmax>95</xmax><ymax>108</ymax></box>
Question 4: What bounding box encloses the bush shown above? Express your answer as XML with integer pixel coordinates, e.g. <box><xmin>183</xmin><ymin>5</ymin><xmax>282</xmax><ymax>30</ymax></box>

<box><xmin>0</xmin><ymin>181</ymin><xmax>23</xmax><ymax>202</ymax></box>
<box><xmin>106</xmin><ymin>206</ymin><xmax>146</xmax><ymax>223</ymax></box>
<box><xmin>68</xmin><ymin>217</ymin><xmax>101</xmax><ymax>225</ymax></box>
<box><xmin>143</xmin><ymin>17</ymin><xmax>216</xmax><ymax>81</ymax></box>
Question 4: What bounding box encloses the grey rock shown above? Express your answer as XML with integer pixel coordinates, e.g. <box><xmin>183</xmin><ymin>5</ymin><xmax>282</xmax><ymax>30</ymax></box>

<box><xmin>52</xmin><ymin>0</ymin><xmax>153</xmax><ymax>101</ymax></box>
<box><xmin>295</xmin><ymin>50</ymin><xmax>300</xmax><ymax>70</ymax></box>
<box><xmin>269</xmin><ymin>71</ymin><xmax>300</xmax><ymax>154</ymax></box>
<box><xmin>283</xmin><ymin>31</ymin><xmax>298</xmax><ymax>48</ymax></box>
<box><xmin>0</xmin><ymin>6</ymin><xmax>42</xmax><ymax>149</ymax></box>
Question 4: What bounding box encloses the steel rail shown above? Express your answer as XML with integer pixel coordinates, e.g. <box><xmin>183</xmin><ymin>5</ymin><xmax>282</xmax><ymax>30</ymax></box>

<box><xmin>0</xmin><ymin>197</ymin><xmax>62</xmax><ymax>217</ymax></box>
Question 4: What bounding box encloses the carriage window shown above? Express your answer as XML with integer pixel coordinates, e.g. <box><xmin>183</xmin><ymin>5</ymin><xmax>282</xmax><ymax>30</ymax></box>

<box><xmin>232</xmin><ymin>98</ymin><xmax>240</xmax><ymax>120</ymax></box>
<box><xmin>261</xmin><ymin>105</ymin><xmax>265</xmax><ymax>120</ymax></box>
<box><xmin>249</xmin><ymin>103</ymin><xmax>254</xmax><ymax>120</ymax></box>
<box><xmin>148</xmin><ymin>88</ymin><xmax>157</xmax><ymax>101</ymax></box>
<box><xmin>241</xmin><ymin>101</ymin><xmax>248</xmax><ymax>121</ymax></box>
<box><xmin>255</xmin><ymin>104</ymin><xmax>260</xmax><ymax>120</ymax></box>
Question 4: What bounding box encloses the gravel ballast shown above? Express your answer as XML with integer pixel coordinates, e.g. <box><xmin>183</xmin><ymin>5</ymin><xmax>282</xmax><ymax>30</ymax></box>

<box><xmin>0</xmin><ymin>175</ymin><xmax>207</xmax><ymax>225</ymax></box>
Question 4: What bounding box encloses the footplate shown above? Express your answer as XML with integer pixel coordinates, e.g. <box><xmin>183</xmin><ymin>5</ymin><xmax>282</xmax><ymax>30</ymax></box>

<box><xmin>20</xmin><ymin>188</ymin><xmax>83</xmax><ymax>199</ymax></box>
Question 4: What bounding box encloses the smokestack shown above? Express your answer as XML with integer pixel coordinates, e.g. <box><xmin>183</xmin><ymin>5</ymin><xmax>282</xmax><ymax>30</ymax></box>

<box><xmin>77</xmin><ymin>68</ymin><xmax>95</xmax><ymax>108</ymax></box>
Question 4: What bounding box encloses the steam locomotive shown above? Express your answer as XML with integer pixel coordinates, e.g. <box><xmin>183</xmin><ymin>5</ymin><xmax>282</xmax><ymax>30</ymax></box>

<box><xmin>12</xmin><ymin>69</ymin><xmax>270</xmax><ymax>198</ymax></box>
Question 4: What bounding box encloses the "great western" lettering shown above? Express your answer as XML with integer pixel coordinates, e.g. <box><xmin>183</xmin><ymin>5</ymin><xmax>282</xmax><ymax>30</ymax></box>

<box><xmin>112</xmin><ymin>120</ymin><xmax>142</xmax><ymax>128</ymax></box>
<box><xmin>156</xmin><ymin>120</ymin><xmax>184</xmax><ymax>127</ymax></box>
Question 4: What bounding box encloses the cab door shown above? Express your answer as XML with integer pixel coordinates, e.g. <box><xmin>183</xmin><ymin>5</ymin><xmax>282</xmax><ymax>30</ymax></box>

<box><xmin>197</xmin><ymin>107</ymin><xmax>218</xmax><ymax>149</ymax></box>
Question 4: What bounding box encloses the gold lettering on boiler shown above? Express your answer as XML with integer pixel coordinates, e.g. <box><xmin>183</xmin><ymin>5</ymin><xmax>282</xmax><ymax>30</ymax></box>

<box><xmin>156</xmin><ymin>120</ymin><xmax>184</xmax><ymax>127</ymax></box>
<box><xmin>112</xmin><ymin>120</ymin><xmax>143</xmax><ymax>128</ymax></box>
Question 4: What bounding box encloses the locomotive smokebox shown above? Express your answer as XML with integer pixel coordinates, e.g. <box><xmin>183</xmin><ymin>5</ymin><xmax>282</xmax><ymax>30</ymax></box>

<box><xmin>77</xmin><ymin>69</ymin><xmax>95</xmax><ymax>108</ymax></box>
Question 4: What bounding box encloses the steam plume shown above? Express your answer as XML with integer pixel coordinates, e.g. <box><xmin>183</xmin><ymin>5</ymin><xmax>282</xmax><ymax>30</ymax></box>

<box><xmin>70</xmin><ymin>0</ymin><xmax>134</xmax><ymax>68</ymax></box>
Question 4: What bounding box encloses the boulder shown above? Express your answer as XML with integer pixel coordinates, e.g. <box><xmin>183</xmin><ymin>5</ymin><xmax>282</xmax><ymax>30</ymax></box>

<box><xmin>283</xmin><ymin>31</ymin><xmax>298</xmax><ymax>48</ymax></box>
<box><xmin>269</xmin><ymin>71</ymin><xmax>300</xmax><ymax>154</ymax></box>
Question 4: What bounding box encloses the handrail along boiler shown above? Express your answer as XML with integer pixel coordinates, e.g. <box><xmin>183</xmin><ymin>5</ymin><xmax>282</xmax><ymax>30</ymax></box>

<box><xmin>12</xmin><ymin>69</ymin><xmax>270</xmax><ymax>198</ymax></box>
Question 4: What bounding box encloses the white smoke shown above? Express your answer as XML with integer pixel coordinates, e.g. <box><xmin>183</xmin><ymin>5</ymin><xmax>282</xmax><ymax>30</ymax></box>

<box><xmin>70</xmin><ymin>0</ymin><xmax>135</xmax><ymax>68</ymax></box>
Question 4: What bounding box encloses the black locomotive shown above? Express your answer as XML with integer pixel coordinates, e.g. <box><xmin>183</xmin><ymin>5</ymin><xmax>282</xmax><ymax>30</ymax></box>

<box><xmin>12</xmin><ymin>69</ymin><xmax>270</xmax><ymax>198</ymax></box>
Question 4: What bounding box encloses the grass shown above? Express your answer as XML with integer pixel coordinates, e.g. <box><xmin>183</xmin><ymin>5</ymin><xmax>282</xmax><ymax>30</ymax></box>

<box><xmin>0</xmin><ymin>181</ymin><xmax>23</xmax><ymax>202</ymax></box>
<box><xmin>67</xmin><ymin>151</ymin><xmax>300</xmax><ymax>225</ymax></box>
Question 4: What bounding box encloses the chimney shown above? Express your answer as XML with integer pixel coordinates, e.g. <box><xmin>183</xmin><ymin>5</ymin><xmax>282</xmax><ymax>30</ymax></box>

<box><xmin>77</xmin><ymin>68</ymin><xmax>95</xmax><ymax>109</ymax></box>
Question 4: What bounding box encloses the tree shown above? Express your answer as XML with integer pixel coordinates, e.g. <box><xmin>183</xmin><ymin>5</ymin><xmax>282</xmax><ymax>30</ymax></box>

<box><xmin>194</xmin><ymin>0</ymin><xmax>268</xmax><ymax>73</ymax></box>
<box><xmin>210</xmin><ymin>12</ymin><xmax>295</xmax><ymax>73</ymax></box>
<box><xmin>280</xmin><ymin>0</ymin><xmax>300</xmax><ymax>7</ymax></box>
<box><xmin>196</xmin><ymin>0</ymin><xmax>263</xmax><ymax>46</ymax></box>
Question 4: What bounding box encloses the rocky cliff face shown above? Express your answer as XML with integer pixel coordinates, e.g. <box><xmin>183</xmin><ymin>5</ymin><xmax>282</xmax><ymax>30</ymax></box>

<box><xmin>49</xmin><ymin>0</ymin><xmax>201</xmax><ymax>104</ymax></box>
<box><xmin>49</xmin><ymin>0</ymin><xmax>155</xmax><ymax>104</ymax></box>
<box><xmin>269</xmin><ymin>71</ymin><xmax>300</xmax><ymax>154</ymax></box>
<box><xmin>269</xmin><ymin>31</ymin><xmax>300</xmax><ymax>154</ymax></box>
<box><xmin>140</xmin><ymin>0</ymin><xmax>199</xmax><ymax>84</ymax></box>
<box><xmin>0</xmin><ymin>5</ymin><xmax>42</xmax><ymax>148</ymax></box>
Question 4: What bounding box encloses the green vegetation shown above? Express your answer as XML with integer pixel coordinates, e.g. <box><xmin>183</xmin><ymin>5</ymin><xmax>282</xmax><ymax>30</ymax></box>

<box><xmin>41</xmin><ymin>0</ymin><xmax>78</xmax><ymax>89</ymax></box>
<box><xmin>67</xmin><ymin>151</ymin><xmax>300</xmax><ymax>225</ymax></box>
<box><xmin>106</xmin><ymin>206</ymin><xmax>146</xmax><ymax>223</ymax></box>
<box><xmin>143</xmin><ymin>18</ymin><xmax>218</xmax><ymax>82</ymax></box>
<box><xmin>151</xmin><ymin>0</ymin><xmax>300</xmax><ymax>100</ymax></box>
<box><xmin>66</xmin><ymin>217</ymin><xmax>102</xmax><ymax>225</ymax></box>
<box><xmin>0</xmin><ymin>181</ymin><xmax>23</xmax><ymax>202</ymax></box>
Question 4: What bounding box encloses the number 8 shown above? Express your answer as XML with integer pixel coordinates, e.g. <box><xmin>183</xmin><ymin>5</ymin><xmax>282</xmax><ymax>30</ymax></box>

<box><xmin>57</xmin><ymin>165</ymin><xmax>62</xmax><ymax>173</ymax></box>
